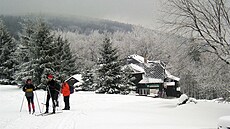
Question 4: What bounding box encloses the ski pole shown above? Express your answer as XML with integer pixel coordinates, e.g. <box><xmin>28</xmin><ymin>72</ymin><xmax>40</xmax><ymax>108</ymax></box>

<box><xmin>42</xmin><ymin>87</ymin><xmax>47</xmax><ymax>112</ymax></box>
<box><xmin>47</xmin><ymin>85</ymin><xmax>54</xmax><ymax>108</ymax></box>
<box><xmin>20</xmin><ymin>95</ymin><xmax>25</xmax><ymax>112</ymax></box>
<box><xmin>34</xmin><ymin>91</ymin><xmax>42</xmax><ymax>113</ymax></box>
<box><xmin>45</xmin><ymin>85</ymin><xmax>54</xmax><ymax>112</ymax></box>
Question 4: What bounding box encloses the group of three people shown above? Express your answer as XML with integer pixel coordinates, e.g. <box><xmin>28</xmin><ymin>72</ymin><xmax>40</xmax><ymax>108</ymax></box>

<box><xmin>22</xmin><ymin>74</ymin><xmax>70</xmax><ymax>114</ymax></box>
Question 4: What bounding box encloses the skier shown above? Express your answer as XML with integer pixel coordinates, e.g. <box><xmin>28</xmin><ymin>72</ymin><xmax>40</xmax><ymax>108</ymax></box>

<box><xmin>61</xmin><ymin>81</ymin><xmax>70</xmax><ymax>110</ymax></box>
<box><xmin>45</xmin><ymin>74</ymin><xmax>60</xmax><ymax>114</ymax></box>
<box><xmin>22</xmin><ymin>78</ymin><xmax>36</xmax><ymax>114</ymax></box>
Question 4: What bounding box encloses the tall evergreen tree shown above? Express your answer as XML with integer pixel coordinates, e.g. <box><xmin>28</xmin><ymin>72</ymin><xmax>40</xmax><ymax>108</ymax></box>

<box><xmin>0</xmin><ymin>20</ymin><xmax>17</xmax><ymax>84</ymax></box>
<box><xmin>53</xmin><ymin>35</ymin><xmax>77</xmax><ymax>81</ymax></box>
<box><xmin>16</xmin><ymin>19</ymin><xmax>78</xmax><ymax>87</ymax></box>
<box><xmin>14</xmin><ymin>19</ymin><xmax>35</xmax><ymax>83</ymax></box>
<box><xmin>16</xmin><ymin>19</ymin><xmax>56</xmax><ymax>87</ymax></box>
<box><xmin>30</xmin><ymin>19</ymin><xmax>56</xmax><ymax>87</ymax></box>
<box><xmin>96</xmin><ymin>38</ymin><xmax>124</xmax><ymax>94</ymax></box>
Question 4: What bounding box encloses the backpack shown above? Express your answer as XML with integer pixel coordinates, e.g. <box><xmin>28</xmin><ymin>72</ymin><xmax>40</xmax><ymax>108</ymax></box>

<box><xmin>65</xmin><ymin>78</ymin><xmax>75</xmax><ymax>94</ymax></box>
<box><xmin>55</xmin><ymin>81</ymin><xmax>61</xmax><ymax>91</ymax></box>
<box><xmin>69</xmin><ymin>85</ymin><xmax>74</xmax><ymax>94</ymax></box>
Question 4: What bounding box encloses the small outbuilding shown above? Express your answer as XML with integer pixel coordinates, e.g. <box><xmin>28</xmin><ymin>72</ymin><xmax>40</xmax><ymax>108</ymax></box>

<box><xmin>65</xmin><ymin>74</ymin><xmax>83</xmax><ymax>91</ymax></box>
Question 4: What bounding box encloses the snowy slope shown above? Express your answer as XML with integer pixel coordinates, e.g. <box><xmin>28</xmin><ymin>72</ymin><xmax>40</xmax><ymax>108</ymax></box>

<box><xmin>0</xmin><ymin>85</ymin><xmax>230</xmax><ymax>129</ymax></box>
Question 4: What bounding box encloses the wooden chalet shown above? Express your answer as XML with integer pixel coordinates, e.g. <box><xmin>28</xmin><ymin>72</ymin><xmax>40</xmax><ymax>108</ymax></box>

<box><xmin>127</xmin><ymin>54</ymin><xmax>180</xmax><ymax>97</ymax></box>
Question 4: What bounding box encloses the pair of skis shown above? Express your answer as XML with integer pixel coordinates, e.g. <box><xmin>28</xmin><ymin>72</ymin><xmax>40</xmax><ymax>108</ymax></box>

<box><xmin>35</xmin><ymin>111</ymin><xmax>62</xmax><ymax>116</ymax></box>
<box><xmin>35</xmin><ymin>103</ymin><xmax>63</xmax><ymax>116</ymax></box>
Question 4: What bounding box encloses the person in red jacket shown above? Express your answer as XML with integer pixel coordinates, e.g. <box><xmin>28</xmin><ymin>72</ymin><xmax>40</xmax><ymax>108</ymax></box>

<box><xmin>61</xmin><ymin>81</ymin><xmax>70</xmax><ymax>110</ymax></box>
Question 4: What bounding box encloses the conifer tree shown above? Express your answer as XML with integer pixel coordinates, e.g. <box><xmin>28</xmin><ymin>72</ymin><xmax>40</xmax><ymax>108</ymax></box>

<box><xmin>14</xmin><ymin>19</ymin><xmax>35</xmax><ymax>83</ymax></box>
<box><xmin>119</xmin><ymin>66</ymin><xmax>136</xmax><ymax>94</ymax></box>
<box><xmin>96</xmin><ymin>38</ymin><xmax>123</xmax><ymax>94</ymax></box>
<box><xmin>16</xmin><ymin>19</ymin><xmax>78</xmax><ymax>87</ymax></box>
<box><xmin>16</xmin><ymin>19</ymin><xmax>56</xmax><ymax>87</ymax></box>
<box><xmin>30</xmin><ymin>19</ymin><xmax>56</xmax><ymax>87</ymax></box>
<box><xmin>53</xmin><ymin>35</ymin><xmax>77</xmax><ymax>81</ymax></box>
<box><xmin>0</xmin><ymin>20</ymin><xmax>17</xmax><ymax>84</ymax></box>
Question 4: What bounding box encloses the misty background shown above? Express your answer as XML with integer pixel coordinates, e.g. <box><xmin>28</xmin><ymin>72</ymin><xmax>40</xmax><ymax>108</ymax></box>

<box><xmin>0</xmin><ymin>0</ymin><xmax>165</xmax><ymax>29</ymax></box>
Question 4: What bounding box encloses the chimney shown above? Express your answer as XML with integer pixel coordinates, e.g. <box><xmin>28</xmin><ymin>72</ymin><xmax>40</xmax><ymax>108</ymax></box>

<box><xmin>144</xmin><ymin>54</ymin><xmax>147</xmax><ymax>63</ymax></box>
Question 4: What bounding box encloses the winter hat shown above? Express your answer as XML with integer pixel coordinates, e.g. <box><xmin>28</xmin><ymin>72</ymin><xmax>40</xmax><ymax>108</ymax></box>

<box><xmin>47</xmin><ymin>74</ymin><xmax>53</xmax><ymax>79</ymax></box>
<box><xmin>26</xmin><ymin>78</ymin><xmax>32</xmax><ymax>83</ymax></box>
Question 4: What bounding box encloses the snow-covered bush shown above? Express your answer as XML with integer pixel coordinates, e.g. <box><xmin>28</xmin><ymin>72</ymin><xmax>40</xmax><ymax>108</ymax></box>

<box><xmin>218</xmin><ymin>116</ymin><xmax>230</xmax><ymax>129</ymax></box>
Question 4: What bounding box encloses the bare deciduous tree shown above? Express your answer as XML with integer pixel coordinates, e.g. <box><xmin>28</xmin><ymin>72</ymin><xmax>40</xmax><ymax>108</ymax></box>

<box><xmin>164</xmin><ymin>0</ymin><xmax>230</xmax><ymax>65</ymax></box>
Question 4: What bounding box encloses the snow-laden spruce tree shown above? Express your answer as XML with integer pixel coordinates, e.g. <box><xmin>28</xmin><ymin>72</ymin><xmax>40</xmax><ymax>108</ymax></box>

<box><xmin>119</xmin><ymin>66</ymin><xmax>136</xmax><ymax>94</ymax></box>
<box><xmin>96</xmin><ymin>37</ymin><xmax>129</xmax><ymax>94</ymax></box>
<box><xmin>53</xmin><ymin>35</ymin><xmax>77</xmax><ymax>81</ymax></box>
<box><xmin>0</xmin><ymin>20</ymin><xmax>17</xmax><ymax>84</ymax></box>
<box><xmin>15</xmin><ymin>19</ymin><xmax>56</xmax><ymax>87</ymax></box>
<box><xmin>81</xmin><ymin>68</ymin><xmax>95</xmax><ymax>91</ymax></box>
<box><xmin>16</xmin><ymin>19</ymin><xmax>78</xmax><ymax>87</ymax></box>
<box><xmin>14</xmin><ymin>19</ymin><xmax>35</xmax><ymax>84</ymax></box>
<box><xmin>28</xmin><ymin>19</ymin><xmax>56</xmax><ymax>87</ymax></box>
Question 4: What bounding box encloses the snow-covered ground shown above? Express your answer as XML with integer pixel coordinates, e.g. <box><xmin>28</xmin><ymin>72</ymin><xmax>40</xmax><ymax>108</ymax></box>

<box><xmin>0</xmin><ymin>85</ymin><xmax>230</xmax><ymax>129</ymax></box>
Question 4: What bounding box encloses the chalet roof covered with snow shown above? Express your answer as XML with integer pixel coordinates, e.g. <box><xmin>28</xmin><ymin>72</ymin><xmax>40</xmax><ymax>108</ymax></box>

<box><xmin>128</xmin><ymin>54</ymin><xmax>147</xmax><ymax>63</ymax></box>
<box><xmin>128</xmin><ymin>63</ymin><xmax>145</xmax><ymax>73</ymax></box>
<box><xmin>165</xmin><ymin>70</ymin><xmax>180</xmax><ymax>81</ymax></box>
<box><xmin>139</xmin><ymin>75</ymin><xmax>164</xmax><ymax>84</ymax></box>
<box><xmin>66</xmin><ymin>74</ymin><xmax>83</xmax><ymax>86</ymax></box>
<box><xmin>72</xmin><ymin>74</ymin><xmax>82</xmax><ymax>81</ymax></box>
<box><xmin>127</xmin><ymin>54</ymin><xmax>180</xmax><ymax>82</ymax></box>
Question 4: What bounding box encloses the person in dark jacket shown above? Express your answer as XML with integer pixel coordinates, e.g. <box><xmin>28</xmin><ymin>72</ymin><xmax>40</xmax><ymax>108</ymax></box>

<box><xmin>61</xmin><ymin>81</ymin><xmax>70</xmax><ymax>110</ymax></box>
<box><xmin>22</xmin><ymin>79</ymin><xmax>36</xmax><ymax>114</ymax></box>
<box><xmin>45</xmin><ymin>74</ymin><xmax>60</xmax><ymax>114</ymax></box>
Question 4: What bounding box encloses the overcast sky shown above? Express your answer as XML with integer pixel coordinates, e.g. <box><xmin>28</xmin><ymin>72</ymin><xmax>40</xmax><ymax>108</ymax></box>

<box><xmin>0</xmin><ymin>0</ymin><xmax>166</xmax><ymax>29</ymax></box>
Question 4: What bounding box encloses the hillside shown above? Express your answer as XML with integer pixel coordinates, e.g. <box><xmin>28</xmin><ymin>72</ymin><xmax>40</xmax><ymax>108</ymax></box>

<box><xmin>0</xmin><ymin>14</ymin><xmax>133</xmax><ymax>39</ymax></box>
